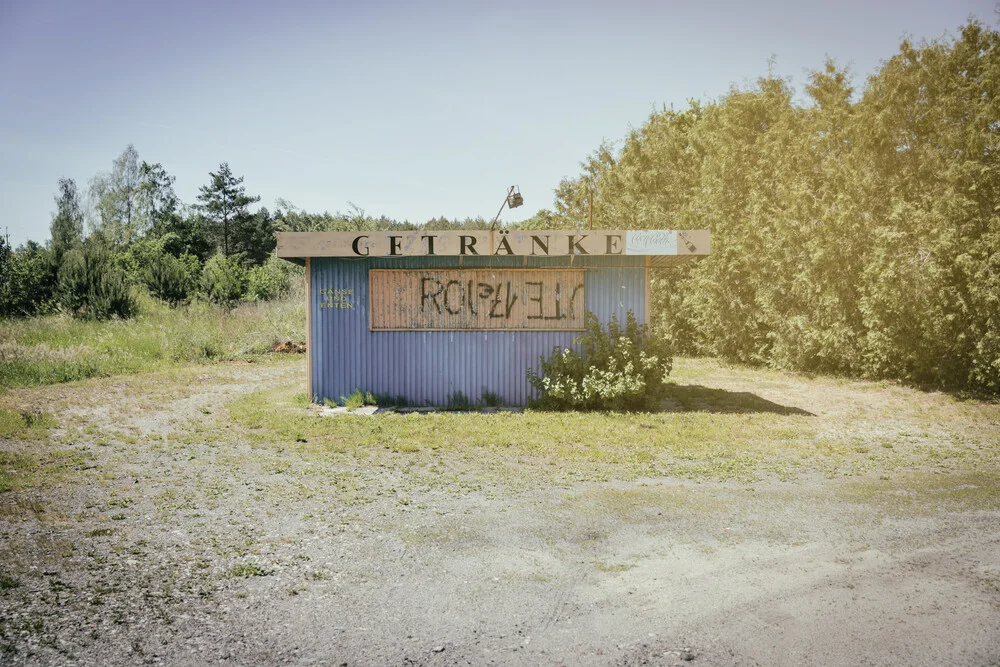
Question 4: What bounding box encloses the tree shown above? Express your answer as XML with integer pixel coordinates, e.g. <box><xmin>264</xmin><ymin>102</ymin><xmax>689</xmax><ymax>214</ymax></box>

<box><xmin>231</xmin><ymin>207</ymin><xmax>276</xmax><ymax>266</ymax></box>
<box><xmin>197</xmin><ymin>163</ymin><xmax>260</xmax><ymax>258</ymax></box>
<box><xmin>552</xmin><ymin>18</ymin><xmax>1000</xmax><ymax>392</ymax></box>
<box><xmin>49</xmin><ymin>177</ymin><xmax>84</xmax><ymax>258</ymax></box>
<box><xmin>138</xmin><ymin>161</ymin><xmax>181</xmax><ymax>238</ymax></box>
<box><xmin>57</xmin><ymin>236</ymin><xmax>136</xmax><ymax>319</ymax></box>
<box><xmin>0</xmin><ymin>241</ymin><xmax>57</xmax><ymax>318</ymax></box>
<box><xmin>90</xmin><ymin>144</ymin><xmax>143</xmax><ymax>246</ymax></box>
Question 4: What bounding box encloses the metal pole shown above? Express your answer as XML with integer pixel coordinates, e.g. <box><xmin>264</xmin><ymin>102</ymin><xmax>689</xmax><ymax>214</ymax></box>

<box><xmin>490</xmin><ymin>186</ymin><xmax>515</xmax><ymax>231</ymax></box>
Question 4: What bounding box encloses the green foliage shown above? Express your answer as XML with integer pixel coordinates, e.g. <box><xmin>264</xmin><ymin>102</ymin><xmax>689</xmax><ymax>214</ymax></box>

<box><xmin>556</xmin><ymin>20</ymin><xmax>1000</xmax><ymax>393</ymax></box>
<box><xmin>153</xmin><ymin>212</ymin><xmax>215</xmax><ymax>262</ymax></box>
<box><xmin>480</xmin><ymin>389</ymin><xmax>503</xmax><ymax>407</ymax></box>
<box><xmin>528</xmin><ymin>311</ymin><xmax>673</xmax><ymax>411</ymax></box>
<box><xmin>145</xmin><ymin>252</ymin><xmax>198</xmax><ymax>305</ymax></box>
<box><xmin>56</xmin><ymin>241</ymin><xmax>136</xmax><ymax>320</ymax></box>
<box><xmin>227</xmin><ymin>562</ymin><xmax>271</xmax><ymax>578</ymax></box>
<box><xmin>341</xmin><ymin>390</ymin><xmax>365</xmax><ymax>409</ymax></box>
<box><xmin>89</xmin><ymin>145</ymin><xmax>143</xmax><ymax>247</ymax></box>
<box><xmin>232</xmin><ymin>208</ymin><xmax>277</xmax><ymax>266</ymax></box>
<box><xmin>201</xmin><ymin>252</ymin><xmax>246</xmax><ymax>306</ymax></box>
<box><xmin>338</xmin><ymin>389</ymin><xmax>380</xmax><ymax>409</ymax></box>
<box><xmin>49</xmin><ymin>178</ymin><xmax>84</xmax><ymax>259</ymax></box>
<box><xmin>4</xmin><ymin>243</ymin><xmax>59</xmax><ymax>318</ymax></box>
<box><xmin>137</xmin><ymin>161</ymin><xmax>181</xmax><ymax>238</ymax></box>
<box><xmin>0</xmin><ymin>296</ymin><xmax>305</xmax><ymax>390</ymax></box>
<box><xmin>245</xmin><ymin>254</ymin><xmax>295</xmax><ymax>301</ymax></box>
<box><xmin>197</xmin><ymin>162</ymin><xmax>261</xmax><ymax>258</ymax></box>
<box><xmin>445</xmin><ymin>390</ymin><xmax>473</xmax><ymax>411</ymax></box>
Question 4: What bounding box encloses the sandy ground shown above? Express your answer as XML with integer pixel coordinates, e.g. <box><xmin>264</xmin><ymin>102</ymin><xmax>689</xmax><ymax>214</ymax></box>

<box><xmin>1</xmin><ymin>359</ymin><xmax>998</xmax><ymax>666</ymax></box>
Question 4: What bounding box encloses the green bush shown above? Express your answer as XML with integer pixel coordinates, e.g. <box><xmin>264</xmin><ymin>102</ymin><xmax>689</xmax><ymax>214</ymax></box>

<box><xmin>528</xmin><ymin>311</ymin><xmax>672</xmax><ymax>411</ymax></box>
<box><xmin>0</xmin><ymin>242</ymin><xmax>57</xmax><ymax>318</ymax></box>
<box><xmin>244</xmin><ymin>254</ymin><xmax>294</xmax><ymax>301</ymax></box>
<box><xmin>445</xmin><ymin>390</ymin><xmax>473</xmax><ymax>411</ymax></box>
<box><xmin>481</xmin><ymin>389</ymin><xmax>503</xmax><ymax>407</ymax></box>
<box><xmin>554</xmin><ymin>20</ymin><xmax>1000</xmax><ymax>393</ymax></box>
<box><xmin>57</xmin><ymin>244</ymin><xmax>136</xmax><ymax>320</ymax></box>
<box><xmin>144</xmin><ymin>252</ymin><xmax>198</xmax><ymax>304</ymax></box>
<box><xmin>202</xmin><ymin>253</ymin><xmax>246</xmax><ymax>305</ymax></box>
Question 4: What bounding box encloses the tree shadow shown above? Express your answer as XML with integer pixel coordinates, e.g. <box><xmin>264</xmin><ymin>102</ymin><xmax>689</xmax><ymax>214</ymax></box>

<box><xmin>659</xmin><ymin>384</ymin><xmax>814</xmax><ymax>416</ymax></box>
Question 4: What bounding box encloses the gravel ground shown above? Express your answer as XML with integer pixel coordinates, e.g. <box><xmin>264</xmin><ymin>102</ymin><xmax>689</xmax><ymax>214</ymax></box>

<box><xmin>1</xmin><ymin>358</ymin><xmax>998</xmax><ymax>666</ymax></box>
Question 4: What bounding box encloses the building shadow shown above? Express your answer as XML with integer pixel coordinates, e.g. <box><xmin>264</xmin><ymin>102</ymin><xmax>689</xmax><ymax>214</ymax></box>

<box><xmin>660</xmin><ymin>384</ymin><xmax>814</xmax><ymax>416</ymax></box>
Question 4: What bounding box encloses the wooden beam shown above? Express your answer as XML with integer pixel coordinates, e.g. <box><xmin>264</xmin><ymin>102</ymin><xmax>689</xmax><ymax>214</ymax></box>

<box><xmin>305</xmin><ymin>257</ymin><xmax>313</xmax><ymax>402</ymax></box>
<box><xmin>276</xmin><ymin>230</ymin><xmax>710</xmax><ymax>259</ymax></box>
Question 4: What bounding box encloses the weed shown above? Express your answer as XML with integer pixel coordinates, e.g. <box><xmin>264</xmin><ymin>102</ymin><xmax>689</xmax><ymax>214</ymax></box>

<box><xmin>0</xmin><ymin>452</ymin><xmax>34</xmax><ymax>492</ymax></box>
<box><xmin>445</xmin><ymin>390</ymin><xmax>473</xmax><ymax>411</ymax></box>
<box><xmin>227</xmin><ymin>562</ymin><xmax>271</xmax><ymax>578</ymax></box>
<box><xmin>0</xmin><ymin>409</ymin><xmax>56</xmax><ymax>440</ymax></box>
<box><xmin>0</xmin><ymin>576</ymin><xmax>19</xmax><ymax>590</ymax></box>
<box><xmin>595</xmin><ymin>560</ymin><xmax>637</xmax><ymax>573</ymax></box>
<box><xmin>481</xmin><ymin>389</ymin><xmax>503</xmax><ymax>408</ymax></box>
<box><xmin>341</xmin><ymin>390</ymin><xmax>366</xmax><ymax>409</ymax></box>
<box><xmin>0</xmin><ymin>297</ymin><xmax>305</xmax><ymax>390</ymax></box>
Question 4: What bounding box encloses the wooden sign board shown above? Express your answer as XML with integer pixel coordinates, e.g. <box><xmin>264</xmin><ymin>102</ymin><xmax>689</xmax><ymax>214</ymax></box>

<box><xmin>278</xmin><ymin>229</ymin><xmax>709</xmax><ymax>258</ymax></box>
<box><xmin>369</xmin><ymin>269</ymin><xmax>586</xmax><ymax>331</ymax></box>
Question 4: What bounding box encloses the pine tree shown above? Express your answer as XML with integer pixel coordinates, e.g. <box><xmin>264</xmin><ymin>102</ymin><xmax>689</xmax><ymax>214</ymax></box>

<box><xmin>196</xmin><ymin>163</ymin><xmax>260</xmax><ymax>258</ymax></box>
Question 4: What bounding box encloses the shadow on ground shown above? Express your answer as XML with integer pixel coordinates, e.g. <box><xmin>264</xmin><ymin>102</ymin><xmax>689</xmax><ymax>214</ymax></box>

<box><xmin>661</xmin><ymin>384</ymin><xmax>815</xmax><ymax>416</ymax></box>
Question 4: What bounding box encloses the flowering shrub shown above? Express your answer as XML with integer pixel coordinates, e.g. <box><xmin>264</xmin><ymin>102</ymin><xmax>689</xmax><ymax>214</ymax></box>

<box><xmin>527</xmin><ymin>311</ymin><xmax>672</xmax><ymax>411</ymax></box>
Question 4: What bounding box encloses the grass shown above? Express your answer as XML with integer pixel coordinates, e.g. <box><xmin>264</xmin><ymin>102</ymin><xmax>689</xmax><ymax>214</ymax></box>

<box><xmin>0</xmin><ymin>409</ymin><xmax>70</xmax><ymax>493</ymax></box>
<box><xmin>0</xmin><ymin>293</ymin><xmax>305</xmax><ymax>391</ymax></box>
<box><xmin>216</xmin><ymin>354</ymin><xmax>1000</xmax><ymax>490</ymax></box>
<box><xmin>227</xmin><ymin>562</ymin><xmax>272</xmax><ymax>578</ymax></box>
<box><xmin>223</xmin><ymin>385</ymin><xmax>867</xmax><ymax>484</ymax></box>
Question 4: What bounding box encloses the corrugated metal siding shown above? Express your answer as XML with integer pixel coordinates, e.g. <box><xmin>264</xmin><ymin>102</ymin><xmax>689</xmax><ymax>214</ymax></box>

<box><xmin>310</xmin><ymin>255</ymin><xmax>646</xmax><ymax>406</ymax></box>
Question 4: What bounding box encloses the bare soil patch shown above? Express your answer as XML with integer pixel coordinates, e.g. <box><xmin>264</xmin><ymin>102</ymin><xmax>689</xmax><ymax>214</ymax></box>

<box><xmin>1</xmin><ymin>358</ymin><xmax>998</xmax><ymax>666</ymax></box>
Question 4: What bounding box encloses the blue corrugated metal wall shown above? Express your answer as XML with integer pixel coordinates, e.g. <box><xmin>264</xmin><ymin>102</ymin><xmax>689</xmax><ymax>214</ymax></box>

<box><xmin>310</xmin><ymin>256</ymin><xmax>646</xmax><ymax>406</ymax></box>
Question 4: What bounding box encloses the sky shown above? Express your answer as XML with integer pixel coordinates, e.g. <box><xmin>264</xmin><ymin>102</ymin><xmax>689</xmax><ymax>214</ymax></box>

<box><xmin>1</xmin><ymin>0</ymin><xmax>996</xmax><ymax>248</ymax></box>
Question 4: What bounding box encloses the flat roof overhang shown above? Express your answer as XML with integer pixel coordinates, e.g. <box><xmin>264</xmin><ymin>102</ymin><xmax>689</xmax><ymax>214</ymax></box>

<box><xmin>277</xmin><ymin>229</ymin><xmax>709</xmax><ymax>264</ymax></box>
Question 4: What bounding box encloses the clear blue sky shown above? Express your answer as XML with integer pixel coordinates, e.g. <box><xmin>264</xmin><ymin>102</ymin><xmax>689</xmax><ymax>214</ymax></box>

<box><xmin>1</xmin><ymin>0</ymin><xmax>996</xmax><ymax>247</ymax></box>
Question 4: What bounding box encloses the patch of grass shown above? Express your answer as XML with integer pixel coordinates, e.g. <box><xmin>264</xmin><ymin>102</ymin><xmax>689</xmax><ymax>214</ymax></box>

<box><xmin>333</xmin><ymin>389</ymin><xmax>384</xmax><ymax>409</ymax></box>
<box><xmin>0</xmin><ymin>575</ymin><xmax>20</xmax><ymax>590</ymax></box>
<box><xmin>227</xmin><ymin>385</ymin><xmax>822</xmax><ymax>483</ymax></box>
<box><xmin>224</xmin><ymin>367</ymin><xmax>1000</xmax><ymax>488</ymax></box>
<box><xmin>481</xmin><ymin>389</ymin><xmax>503</xmax><ymax>408</ymax></box>
<box><xmin>840</xmin><ymin>471</ymin><xmax>1000</xmax><ymax>514</ymax></box>
<box><xmin>595</xmin><ymin>560</ymin><xmax>637</xmax><ymax>573</ymax></box>
<box><xmin>340</xmin><ymin>390</ymin><xmax>366</xmax><ymax>409</ymax></box>
<box><xmin>445</xmin><ymin>390</ymin><xmax>473</xmax><ymax>411</ymax></box>
<box><xmin>0</xmin><ymin>296</ymin><xmax>305</xmax><ymax>391</ymax></box>
<box><xmin>0</xmin><ymin>409</ymin><xmax>57</xmax><ymax>440</ymax></box>
<box><xmin>0</xmin><ymin>452</ymin><xmax>35</xmax><ymax>493</ymax></box>
<box><xmin>0</xmin><ymin>408</ymin><xmax>87</xmax><ymax>493</ymax></box>
<box><xmin>227</xmin><ymin>562</ymin><xmax>272</xmax><ymax>578</ymax></box>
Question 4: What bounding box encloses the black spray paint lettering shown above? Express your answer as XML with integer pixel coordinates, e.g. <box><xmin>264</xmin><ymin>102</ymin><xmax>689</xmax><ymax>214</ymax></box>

<box><xmin>419</xmin><ymin>276</ymin><xmax>582</xmax><ymax>321</ymax></box>
<box><xmin>488</xmin><ymin>282</ymin><xmax>518</xmax><ymax>319</ymax></box>
<box><xmin>421</xmin><ymin>277</ymin><xmax>444</xmax><ymax>314</ymax></box>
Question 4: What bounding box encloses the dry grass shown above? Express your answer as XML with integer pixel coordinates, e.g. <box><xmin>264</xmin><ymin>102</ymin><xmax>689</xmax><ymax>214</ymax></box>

<box><xmin>0</xmin><ymin>294</ymin><xmax>305</xmax><ymax>390</ymax></box>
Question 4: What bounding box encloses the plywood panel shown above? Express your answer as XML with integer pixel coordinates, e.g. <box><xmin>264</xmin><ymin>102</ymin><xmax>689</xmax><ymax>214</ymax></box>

<box><xmin>369</xmin><ymin>269</ymin><xmax>586</xmax><ymax>331</ymax></box>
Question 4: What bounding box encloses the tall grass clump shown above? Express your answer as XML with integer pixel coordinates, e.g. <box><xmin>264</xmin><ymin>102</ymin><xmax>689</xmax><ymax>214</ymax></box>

<box><xmin>0</xmin><ymin>293</ymin><xmax>305</xmax><ymax>390</ymax></box>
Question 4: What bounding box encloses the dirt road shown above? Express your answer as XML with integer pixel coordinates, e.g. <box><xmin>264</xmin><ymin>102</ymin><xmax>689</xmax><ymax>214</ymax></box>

<box><xmin>1</xmin><ymin>358</ymin><xmax>998</xmax><ymax>665</ymax></box>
